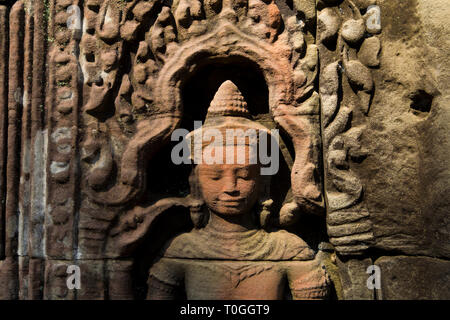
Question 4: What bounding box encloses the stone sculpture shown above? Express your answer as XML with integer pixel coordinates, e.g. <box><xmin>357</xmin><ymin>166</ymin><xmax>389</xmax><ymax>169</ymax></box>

<box><xmin>147</xmin><ymin>80</ymin><xmax>331</xmax><ymax>299</ymax></box>
<box><xmin>0</xmin><ymin>0</ymin><xmax>448</xmax><ymax>300</ymax></box>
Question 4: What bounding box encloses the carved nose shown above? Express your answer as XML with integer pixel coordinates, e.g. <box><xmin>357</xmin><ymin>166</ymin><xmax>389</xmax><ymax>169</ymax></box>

<box><xmin>222</xmin><ymin>174</ymin><xmax>238</xmax><ymax>195</ymax></box>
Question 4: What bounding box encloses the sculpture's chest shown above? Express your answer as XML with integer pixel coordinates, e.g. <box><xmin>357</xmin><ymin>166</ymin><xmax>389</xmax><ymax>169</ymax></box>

<box><xmin>183</xmin><ymin>260</ymin><xmax>286</xmax><ymax>300</ymax></box>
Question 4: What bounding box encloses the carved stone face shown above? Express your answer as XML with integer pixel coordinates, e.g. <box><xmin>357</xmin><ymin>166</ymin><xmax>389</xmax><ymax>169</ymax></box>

<box><xmin>197</xmin><ymin>145</ymin><xmax>261</xmax><ymax>216</ymax></box>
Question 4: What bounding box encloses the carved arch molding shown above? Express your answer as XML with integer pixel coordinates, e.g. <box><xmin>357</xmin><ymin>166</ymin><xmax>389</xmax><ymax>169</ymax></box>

<box><xmin>0</xmin><ymin>0</ymin><xmax>382</xmax><ymax>299</ymax></box>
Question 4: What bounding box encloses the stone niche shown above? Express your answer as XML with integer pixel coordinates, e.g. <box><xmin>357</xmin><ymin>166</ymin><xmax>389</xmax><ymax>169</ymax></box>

<box><xmin>0</xmin><ymin>0</ymin><xmax>448</xmax><ymax>300</ymax></box>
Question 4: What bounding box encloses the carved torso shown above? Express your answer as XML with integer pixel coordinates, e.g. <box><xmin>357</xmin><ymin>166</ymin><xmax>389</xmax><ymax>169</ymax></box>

<box><xmin>148</xmin><ymin>225</ymin><xmax>330</xmax><ymax>300</ymax></box>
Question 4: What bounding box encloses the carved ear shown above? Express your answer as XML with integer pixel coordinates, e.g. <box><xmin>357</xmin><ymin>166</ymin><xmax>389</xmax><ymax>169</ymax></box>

<box><xmin>188</xmin><ymin>166</ymin><xmax>208</xmax><ymax>228</ymax></box>
<box><xmin>188</xmin><ymin>165</ymin><xmax>202</xmax><ymax>199</ymax></box>
<box><xmin>190</xmin><ymin>206</ymin><xmax>209</xmax><ymax>228</ymax></box>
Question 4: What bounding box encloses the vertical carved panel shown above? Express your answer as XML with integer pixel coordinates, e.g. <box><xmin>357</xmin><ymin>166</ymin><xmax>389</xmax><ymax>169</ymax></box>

<box><xmin>25</xmin><ymin>0</ymin><xmax>49</xmax><ymax>300</ymax></box>
<box><xmin>79</xmin><ymin>0</ymin><xmax>121</xmax><ymax>262</ymax></box>
<box><xmin>44</xmin><ymin>0</ymin><xmax>81</xmax><ymax>299</ymax></box>
<box><xmin>18</xmin><ymin>0</ymin><xmax>34</xmax><ymax>300</ymax></box>
<box><xmin>318</xmin><ymin>0</ymin><xmax>381</xmax><ymax>255</ymax></box>
<box><xmin>0</xmin><ymin>4</ymin><xmax>7</xmax><ymax>262</ymax></box>
<box><xmin>6</xmin><ymin>0</ymin><xmax>24</xmax><ymax>264</ymax></box>
<box><xmin>0</xmin><ymin>0</ymin><xmax>25</xmax><ymax>300</ymax></box>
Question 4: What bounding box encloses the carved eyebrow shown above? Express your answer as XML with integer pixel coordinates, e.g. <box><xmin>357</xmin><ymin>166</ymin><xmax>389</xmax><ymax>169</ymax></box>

<box><xmin>235</xmin><ymin>167</ymin><xmax>250</xmax><ymax>175</ymax></box>
<box><xmin>234</xmin><ymin>164</ymin><xmax>258</xmax><ymax>170</ymax></box>
<box><xmin>212</xmin><ymin>169</ymin><xmax>224</xmax><ymax>175</ymax></box>
<box><xmin>200</xmin><ymin>166</ymin><xmax>224</xmax><ymax>175</ymax></box>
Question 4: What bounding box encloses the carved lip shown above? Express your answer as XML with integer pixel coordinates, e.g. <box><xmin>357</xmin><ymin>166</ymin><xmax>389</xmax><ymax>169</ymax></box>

<box><xmin>218</xmin><ymin>198</ymin><xmax>245</xmax><ymax>206</ymax></box>
<box><xmin>218</xmin><ymin>197</ymin><xmax>245</xmax><ymax>202</ymax></box>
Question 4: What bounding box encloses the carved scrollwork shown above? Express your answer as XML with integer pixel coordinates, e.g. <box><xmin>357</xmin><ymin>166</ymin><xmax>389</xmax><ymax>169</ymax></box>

<box><xmin>318</xmin><ymin>0</ymin><xmax>382</xmax><ymax>255</ymax></box>
<box><xmin>81</xmin><ymin>0</ymin><xmax>322</xmax><ymax>211</ymax></box>
<box><xmin>74</xmin><ymin>0</ymin><xmax>326</xmax><ymax>258</ymax></box>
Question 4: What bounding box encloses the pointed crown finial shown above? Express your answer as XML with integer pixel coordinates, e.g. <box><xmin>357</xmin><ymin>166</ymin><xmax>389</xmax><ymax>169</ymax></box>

<box><xmin>206</xmin><ymin>80</ymin><xmax>251</xmax><ymax>119</ymax></box>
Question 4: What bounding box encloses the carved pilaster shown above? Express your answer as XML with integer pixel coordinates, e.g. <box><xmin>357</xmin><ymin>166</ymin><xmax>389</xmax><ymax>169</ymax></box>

<box><xmin>44</xmin><ymin>0</ymin><xmax>81</xmax><ymax>299</ymax></box>
<box><xmin>17</xmin><ymin>0</ymin><xmax>34</xmax><ymax>300</ymax></box>
<box><xmin>318</xmin><ymin>0</ymin><xmax>381</xmax><ymax>255</ymax></box>
<box><xmin>0</xmin><ymin>4</ymin><xmax>8</xmax><ymax>262</ymax></box>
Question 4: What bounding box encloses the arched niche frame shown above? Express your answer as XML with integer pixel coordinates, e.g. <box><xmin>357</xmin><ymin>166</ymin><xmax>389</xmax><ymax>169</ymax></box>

<box><xmin>98</xmin><ymin>23</ymin><xmax>323</xmax><ymax>256</ymax></box>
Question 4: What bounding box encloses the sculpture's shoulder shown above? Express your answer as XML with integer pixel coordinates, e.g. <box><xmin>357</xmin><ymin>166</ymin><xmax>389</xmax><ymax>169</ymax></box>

<box><xmin>265</xmin><ymin>229</ymin><xmax>316</xmax><ymax>261</ymax></box>
<box><xmin>160</xmin><ymin>227</ymin><xmax>315</xmax><ymax>261</ymax></box>
<box><xmin>161</xmin><ymin>231</ymin><xmax>205</xmax><ymax>259</ymax></box>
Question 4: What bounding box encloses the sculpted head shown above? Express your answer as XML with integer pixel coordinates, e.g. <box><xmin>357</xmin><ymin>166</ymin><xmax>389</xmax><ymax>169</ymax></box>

<box><xmin>187</xmin><ymin>80</ymin><xmax>274</xmax><ymax>225</ymax></box>
<box><xmin>197</xmin><ymin>144</ymin><xmax>261</xmax><ymax>216</ymax></box>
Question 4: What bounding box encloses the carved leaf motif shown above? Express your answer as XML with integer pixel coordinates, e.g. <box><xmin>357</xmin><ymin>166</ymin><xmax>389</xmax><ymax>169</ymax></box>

<box><xmin>115</xmin><ymin>74</ymin><xmax>134</xmax><ymax>126</ymax></box>
<box><xmin>175</xmin><ymin>0</ymin><xmax>203</xmax><ymax>25</ymax></box>
<box><xmin>317</xmin><ymin>0</ymin><xmax>380</xmax><ymax>256</ymax></box>
<box><xmin>343</xmin><ymin>55</ymin><xmax>374</xmax><ymax>114</ymax></box>
<box><xmin>318</xmin><ymin>7</ymin><xmax>340</xmax><ymax>44</ymax></box>
<box><xmin>204</xmin><ymin>0</ymin><xmax>222</xmax><ymax>15</ymax></box>
<box><xmin>344</xmin><ymin>127</ymin><xmax>368</xmax><ymax>160</ymax></box>
<box><xmin>174</xmin><ymin>0</ymin><xmax>193</xmax><ymax>28</ymax></box>
<box><xmin>96</xmin><ymin>1</ymin><xmax>121</xmax><ymax>41</ymax></box>
<box><xmin>324</xmin><ymin>106</ymin><xmax>352</xmax><ymax>148</ymax></box>
<box><xmin>320</xmin><ymin>61</ymin><xmax>340</xmax><ymax>128</ymax></box>
<box><xmin>81</xmin><ymin>129</ymin><xmax>114</xmax><ymax>191</ymax></box>
<box><xmin>341</xmin><ymin>18</ymin><xmax>365</xmax><ymax>44</ymax></box>
<box><xmin>291</xmin><ymin>44</ymin><xmax>319</xmax><ymax>103</ymax></box>
<box><xmin>293</xmin><ymin>0</ymin><xmax>316</xmax><ymax>23</ymax></box>
<box><xmin>151</xmin><ymin>7</ymin><xmax>178</xmax><ymax>62</ymax></box>
<box><xmin>132</xmin><ymin>1</ymin><xmax>158</xmax><ymax>22</ymax></box>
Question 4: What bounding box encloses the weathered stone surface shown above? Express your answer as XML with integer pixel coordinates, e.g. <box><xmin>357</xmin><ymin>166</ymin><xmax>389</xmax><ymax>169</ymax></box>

<box><xmin>0</xmin><ymin>257</ymin><xmax>18</xmax><ymax>299</ymax></box>
<box><xmin>336</xmin><ymin>256</ymin><xmax>374</xmax><ymax>300</ymax></box>
<box><xmin>318</xmin><ymin>0</ymin><xmax>376</xmax><ymax>256</ymax></box>
<box><xmin>355</xmin><ymin>0</ymin><xmax>450</xmax><ymax>258</ymax></box>
<box><xmin>0</xmin><ymin>4</ymin><xmax>7</xmax><ymax>262</ymax></box>
<box><xmin>415</xmin><ymin>0</ymin><xmax>450</xmax><ymax>259</ymax></box>
<box><xmin>358</xmin><ymin>37</ymin><xmax>381</xmax><ymax>67</ymax></box>
<box><xmin>107</xmin><ymin>259</ymin><xmax>134</xmax><ymax>300</ymax></box>
<box><xmin>44</xmin><ymin>260</ymin><xmax>75</xmax><ymax>300</ymax></box>
<box><xmin>376</xmin><ymin>256</ymin><xmax>450</xmax><ymax>300</ymax></box>
<box><xmin>0</xmin><ymin>0</ymin><xmax>447</xmax><ymax>300</ymax></box>
<box><xmin>77</xmin><ymin>260</ymin><xmax>105</xmax><ymax>300</ymax></box>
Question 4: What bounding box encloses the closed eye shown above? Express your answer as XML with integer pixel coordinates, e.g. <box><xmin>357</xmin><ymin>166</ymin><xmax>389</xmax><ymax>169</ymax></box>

<box><xmin>209</xmin><ymin>170</ymin><xmax>223</xmax><ymax>180</ymax></box>
<box><xmin>236</xmin><ymin>168</ymin><xmax>251</xmax><ymax>180</ymax></box>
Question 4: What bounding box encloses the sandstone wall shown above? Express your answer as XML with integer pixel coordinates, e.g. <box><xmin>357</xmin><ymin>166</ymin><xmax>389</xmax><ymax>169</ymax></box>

<box><xmin>0</xmin><ymin>0</ymin><xmax>448</xmax><ymax>300</ymax></box>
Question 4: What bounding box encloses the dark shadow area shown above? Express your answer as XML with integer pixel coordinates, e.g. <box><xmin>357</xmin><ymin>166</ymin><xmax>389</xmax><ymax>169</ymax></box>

<box><xmin>181</xmin><ymin>57</ymin><xmax>270</xmax><ymax>128</ymax></box>
<box><xmin>410</xmin><ymin>90</ymin><xmax>433</xmax><ymax>114</ymax></box>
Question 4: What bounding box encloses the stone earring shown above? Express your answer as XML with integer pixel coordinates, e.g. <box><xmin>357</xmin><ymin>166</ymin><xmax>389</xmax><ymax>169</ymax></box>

<box><xmin>259</xmin><ymin>199</ymin><xmax>274</xmax><ymax>229</ymax></box>
<box><xmin>190</xmin><ymin>201</ymin><xmax>208</xmax><ymax>228</ymax></box>
<box><xmin>188</xmin><ymin>166</ymin><xmax>208</xmax><ymax>228</ymax></box>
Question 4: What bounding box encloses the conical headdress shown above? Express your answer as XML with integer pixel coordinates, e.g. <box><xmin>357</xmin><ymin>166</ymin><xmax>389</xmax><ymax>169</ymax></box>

<box><xmin>206</xmin><ymin>80</ymin><xmax>251</xmax><ymax>120</ymax></box>
<box><xmin>186</xmin><ymin>80</ymin><xmax>273</xmax><ymax>161</ymax></box>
